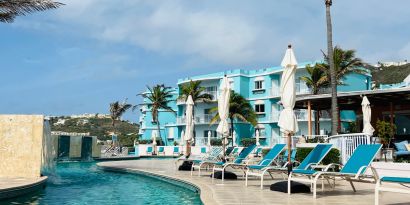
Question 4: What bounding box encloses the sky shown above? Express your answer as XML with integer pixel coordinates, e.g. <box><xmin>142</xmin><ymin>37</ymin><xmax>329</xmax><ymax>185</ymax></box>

<box><xmin>1</xmin><ymin>0</ymin><xmax>409</xmax><ymax>122</ymax></box>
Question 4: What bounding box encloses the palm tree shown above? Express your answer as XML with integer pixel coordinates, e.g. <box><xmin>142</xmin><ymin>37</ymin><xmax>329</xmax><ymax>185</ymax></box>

<box><xmin>210</xmin><ymin>91</ymin><xmax>257</xmax><ymax>145</ymax></box>
<box><xmin>301</xmin><ymin>64</ymin><xmax>329</xmax><ymax>135</ymax></box>
<box><xmin>109</xmin><ymin>99</ymin><xmax>132</xmax><ymax>131</ymax></box>
<box><xmin>325</xmin><ymin>0</ymin><xmax>338</xmax><ymax>135</ymax></box>
<box><xmin>0</xmin><ymin>0</ymin><xmax>63</xmax><ymax>23</ymax></box>
<box><xmin>318</xmin><ymin>46</ymin><xmax>365</xmax><ymax>83</ymax></box>
<box><xmin>142</xmin><ymin>84</ymin><xmax>175</xmax><ymax>146</ymax></box>
<box><xmin>178</xmin><ymin>80</ymin><xmax>213</xmax><ymax>144</ymax></box>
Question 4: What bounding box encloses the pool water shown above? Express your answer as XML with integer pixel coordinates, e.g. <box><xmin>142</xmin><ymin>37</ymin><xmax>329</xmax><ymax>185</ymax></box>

<box><xmin>1</xmin><ymin>162</ymin><xmax>202</xmax><ymax>205</ymax></box>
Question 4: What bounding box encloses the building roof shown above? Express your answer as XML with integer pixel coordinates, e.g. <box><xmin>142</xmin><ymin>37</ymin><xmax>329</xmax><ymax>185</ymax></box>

<box><xmin>295</xmin><ymin>87</ymin><xmax>410</xmax><ymax>110</ymax></box>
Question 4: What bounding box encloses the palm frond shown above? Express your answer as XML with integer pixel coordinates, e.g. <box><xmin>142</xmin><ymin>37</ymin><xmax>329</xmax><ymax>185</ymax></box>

<box><xmin>0</xmin><ymin>0</ymin><xmax>64</xmax><ymax>23</ymax></box>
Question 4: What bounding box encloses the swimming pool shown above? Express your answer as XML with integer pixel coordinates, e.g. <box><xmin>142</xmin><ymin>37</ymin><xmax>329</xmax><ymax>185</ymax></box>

<box><xmin>1</xmin><ymin>162</ymin><xmax>202</xmax><ymax>205</ymax></box>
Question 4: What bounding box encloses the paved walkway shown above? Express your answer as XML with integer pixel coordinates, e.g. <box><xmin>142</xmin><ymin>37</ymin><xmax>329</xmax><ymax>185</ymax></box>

<box><xmin>97</xmin><ymin>159</ymin><xmax>410</xmax><ymax>205</ymax></box>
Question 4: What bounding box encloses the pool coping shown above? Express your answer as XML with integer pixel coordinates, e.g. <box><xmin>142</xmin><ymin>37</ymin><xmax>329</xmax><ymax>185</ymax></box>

<box><xmin>0</xmin><ymin>176</ymin><xmax>47</xmax><ymax>200</ymax></box>
<box><xmin>97</xmin><ymin>163</ymin><xmax>217</xmax><ymax>205</ymax></box>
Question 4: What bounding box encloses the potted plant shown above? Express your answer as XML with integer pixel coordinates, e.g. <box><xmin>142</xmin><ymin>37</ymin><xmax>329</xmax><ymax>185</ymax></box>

<box><xmin>375</xmin><ymin>120</ymin><xmax>397</xmax><ymax>162</ymax></box>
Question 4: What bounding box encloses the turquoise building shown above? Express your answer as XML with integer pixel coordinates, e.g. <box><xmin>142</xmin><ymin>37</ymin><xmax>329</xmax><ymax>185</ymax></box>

<box><xmin>138</xmin><ymin>62</ymin><xmax>371</xmax><ymax>146</ymax></box>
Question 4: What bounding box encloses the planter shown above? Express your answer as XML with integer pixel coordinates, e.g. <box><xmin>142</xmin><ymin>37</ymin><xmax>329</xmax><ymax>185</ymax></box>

<box><xmin>381</xmin><ymin>148</ymin><xmax>394</xmax><ymax>162</ymax></box>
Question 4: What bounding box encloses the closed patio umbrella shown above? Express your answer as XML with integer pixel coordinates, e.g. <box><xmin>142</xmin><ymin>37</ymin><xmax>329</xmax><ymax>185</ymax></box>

<box><xmin>208</xmin><ymin>130</ymin><xmax>212</xmax><ymax>148</ymax></box>
<box><xmin>233</xmin><ymin>130</ymin><xmax>237</xmax><ymax>146</ymax></box>
<box><xmin>152</xmin><ymin>130</ymin><xmax>157</xmax><ymax>155</ymax></box>
<box><xmin>362</xmin><ymin>96</ymin><xmax>375</xmax><ymax>135</ymax></box>
<box><xmin>216</xmin><ymin>75</ymin><xmax>231</xmax><ymax>161</ymax></box>
<box><xmin>278</xmin><ymin>45</ymin><xmax>299</xmax><ymax>174</ymax></box>
<box><xmin>184</xmin><ymin>95</ymin><xmax>195</xmax><ymax>157</ymax></box>
<box><xmin>255</xmin><ymin>130</ymin><xmax>260</xmax><ymax>146</ymax></box>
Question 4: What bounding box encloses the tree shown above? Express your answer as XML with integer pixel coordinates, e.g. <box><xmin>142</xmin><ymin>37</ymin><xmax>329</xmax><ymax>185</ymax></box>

<box><xmin>0</xmin><ymin>0</ymin><xmax>63</xmax><ymax>23</ymax></box>
<box><xmin>142</xmin><ymin>84</ymin><xmax>175</xmax><ymax>146</ymax></box>
<box><xmin>318</xmin><ymin>46</ymin><xmax>365</xmax><ymax>84</ymax></box>
<box><xmin>325</xmin><ymin>0</ymin><xmax>338</xmax><ymax>135</ymax></box>
<box><xmin>210</xmin><ymin>91</ymin><xmax>257</xmax><ymax>145</ymax></box>
<box><xmin>178</xmin><ymin>80</ymin><xmax>213</xmax><ymax>145</ymax></box>
<box><xmin>300</xmin><ymin>64</ymin><xmax>329</xmax><ymax>135</ymax></box>
<box><xmin>109</xmin><ymin>99</ymin><xmax>132</xmax><ymax>131</ymax></box>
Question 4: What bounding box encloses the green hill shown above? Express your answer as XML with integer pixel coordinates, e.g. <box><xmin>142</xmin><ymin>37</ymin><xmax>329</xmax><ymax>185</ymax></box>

<box><xmin>368</xmin><ymin>63</ymin><xmax>410</xmax><ymax>86</ymax></box>
<box><xmin>50</xmin><ymin>117</ymin><xmax>139</xmax><ymax>147</ymax></box>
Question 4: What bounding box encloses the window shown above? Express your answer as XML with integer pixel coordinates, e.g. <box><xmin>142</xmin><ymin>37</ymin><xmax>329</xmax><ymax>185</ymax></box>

<box><xmin>204</xmin><ymin>130</ymin><xmax>217</xmax><ymax>137</ymax></box>
<box><xmin>204</xmin><ymin>86</ymin><xmax>217</xmax><ymax>100</ymax></box>
<box><xmin>255</xmin><ymin>80</ymin><xmax>264</xmax><ymax>90</ymax></box>
<box><xmin>255</xmin><ymin>104</ymin><xmax>265</xmax><ymax>113</ymax></box>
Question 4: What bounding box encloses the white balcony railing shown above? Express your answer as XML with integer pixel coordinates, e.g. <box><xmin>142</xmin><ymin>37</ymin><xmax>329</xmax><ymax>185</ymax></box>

<box><xmin>328</xmin><ymin>133</ymin><xmax>372</xmax><ymax>164</ymax></box>
<box><xmin>177</xmin><ymin>114</ymin><xmax>218</xmax><ymax>125</ymax></box>
<box><xmin>176</xmin><ymin>91</ymin><xmax>218</xmax><ymax>105</ymax></box>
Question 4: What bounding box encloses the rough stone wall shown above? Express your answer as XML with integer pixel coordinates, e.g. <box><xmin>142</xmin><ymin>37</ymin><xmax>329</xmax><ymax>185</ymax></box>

<box><xmin>0</xmin><ymin>115</ymin><xmax>44</xmax><ymax>179</ymax></box>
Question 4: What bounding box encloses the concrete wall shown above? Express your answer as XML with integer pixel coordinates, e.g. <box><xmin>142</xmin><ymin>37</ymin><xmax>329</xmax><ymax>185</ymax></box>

<box><xmin>0</xmin><ymin>115</ymin><xmax>44</xmax><ymax>179</ymax></box>
<box><xmin>69</xmin><ymin>136</ymin><xmax>82</xmax><ymax>158</ymax></box>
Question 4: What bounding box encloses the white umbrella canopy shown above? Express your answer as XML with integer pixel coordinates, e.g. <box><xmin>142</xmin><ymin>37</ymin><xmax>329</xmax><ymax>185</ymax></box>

<box><xmin>185</xmin><ymin>95</ymin><xmax>195</xmax><ymax>144</ymax></box>
<box><xmin>278</xmin><ymin>45</ymin><xmax>299</xmax><ymax>135</ymax></box>
<box><xmin>278</xmin><ymin>45</ymin><xmax>299</xmax><ymax>173</ymax></box>
<box><xmin>216</xmin><ymin>76</ymin><xmax>231</xmax><ymax>136</ymax></box>
<box><xmin>207</xmin><ymin>130</ymin><xmax>212</xmax><ymax>147</ymax></box>
<box><xmin>180</xmin><ymin>130</ymin><xmax>185</xmax><ymax>145</ymax></box>
<box><xmin>362</xmin><ymin>96</ymin><xmax>375</xmax><ymax>135</ymax></box>
<box><xmin>216</xmin><ymin>76</ymin><xmax>231</xmax><ymax>160</ymax></box>
<box><xmin>152</xmin><ymin>130</ymin><xmax>157</xmax><ymax>146</ymax></box>
<box><xmin>255</xmin><ymin>130</ymin><xmax>260</xmax><ymax>146</ymax></box>
<box><xmin>232</xmin><ymin>130</ymin><xmax>237</xmax><ymax>146</ymax></box>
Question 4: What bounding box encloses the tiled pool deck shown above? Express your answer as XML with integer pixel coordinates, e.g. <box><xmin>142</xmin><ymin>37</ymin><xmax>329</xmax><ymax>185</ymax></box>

<box><xmin>97</xmin><ymin>159</ymin><xmax>410</xmax><ymax>205</ymax></box>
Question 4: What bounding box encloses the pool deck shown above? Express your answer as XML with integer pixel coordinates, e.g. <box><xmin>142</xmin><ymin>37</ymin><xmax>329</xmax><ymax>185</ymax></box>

<box><xmin>97</xmin><ymin>159</ymin><xmax>410</xmax><ymax>205</ymax></box>
<box><xmin>0</xmin><ymin>176</ymin><xmax>47</xmax><ymax>200</ymax></box>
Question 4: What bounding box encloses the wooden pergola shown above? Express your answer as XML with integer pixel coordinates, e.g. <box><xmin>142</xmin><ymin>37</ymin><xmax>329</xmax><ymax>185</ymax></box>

<box><xmin>294</xmin><ymin>87</ymin><xmax>410</xmax><ymax>135</ymax></box>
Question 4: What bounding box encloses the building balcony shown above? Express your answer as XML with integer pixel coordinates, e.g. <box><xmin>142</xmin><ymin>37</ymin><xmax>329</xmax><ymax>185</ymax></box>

<box><xmin>177</xmin><ymin>114</ymin><xmax>219</xmax><ymax>125</ymax></box>
<box><xmin>270</xmin><ymin>110</ymin><xmax>331</xmax><ymax>122</ymax></box>
<box><xmin>176</xmin><ymin>91</ymin><xmax>218</xmax><ymax>105</ymax></box>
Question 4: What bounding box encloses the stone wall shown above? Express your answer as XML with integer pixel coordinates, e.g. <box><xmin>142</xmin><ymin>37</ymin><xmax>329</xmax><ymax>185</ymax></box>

<box><xmin>0</xmin><ymin>115</ymin><xmax>44</xmax><ymax>179</ymax></box>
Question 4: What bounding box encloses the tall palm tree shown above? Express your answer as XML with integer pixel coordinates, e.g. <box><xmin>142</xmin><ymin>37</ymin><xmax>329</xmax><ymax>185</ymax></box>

<box><xmin>109</xmin><ymin>99</ymin><xmax>132</xmax><ymax>146</ymax></box>
<box><xmin>178</xmin><ymin>80</ymin><xmax>213</xmax><ymax>144</ymax></box>
<box><xmin>0</xmin><ymin>0</ymin><xmax>63</xmax><ymax>23</ymax></box>
<box><xmin>318</xmin><ymin>46</ymin><xmax>365</xmax><ymax>83</ymax></box>
<box><xmin>300</xmin><ymin>64</ymin><xmax>329</xmax><ymax>135</ymax></box>
<box><xmin>210</xmin><ymin>91</ymin><xmax>257</xmax><ymax>145</ymax></box>
<box><xmin>143</xmin><ymin>84</ymin><xmax>175</xmax><ymax>146</ymax></box>
<box><xmin>325</xmin><ymin>0</ymin><xmax>338</xmax><ymax>135</ymax></box>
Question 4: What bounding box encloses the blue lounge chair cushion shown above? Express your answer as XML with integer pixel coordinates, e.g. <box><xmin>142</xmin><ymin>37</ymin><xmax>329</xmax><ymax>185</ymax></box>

<box><xmin>292</xmin><ymin>169</ymin><xmax>317</xmax><ymax>175</ymax></box>
<box><xmin>396</xmin><ymin>150</ymin><xmax>410</xmax><ymax>156</ymax></box>
<box><xmin>394</xmin><ymin>140</ymin><xmax>408</xmax><ymax>151</ymax></box>
<box><xmin>147</xmin><ymin>147</ymin><xmax>153</xmax><ymax>152</ymax></box>
<box><xmin>173</xmin><ymin>147</ymin><xmax>179</xmax><ymax>152</ymax></box>
<box><xmin>159</xmin><ymin>147</ymin><xmax>164</xmax><ymax>152</ymax></box>
<box><xmin>381</xmin><ymin>176</ymin><xmax>410</xmax><ymax>183</ymax></box>
<box><xmin>201</xmin><ymin>147</ymin><xmax>207</xmax><ymax>153</ymax></box>
<box><xmin>297</xmin><ymin>144</ymin><xmax>333</xmax><ymax>170</ymax></box>
<box><xmin>340</xmin><ymin>144</ymin><xmax>382</xmax><ymax>174</ymax></box>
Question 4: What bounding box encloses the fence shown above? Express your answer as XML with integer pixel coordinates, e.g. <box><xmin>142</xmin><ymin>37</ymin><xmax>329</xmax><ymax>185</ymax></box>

<box><xmin>327</xmin><ymin>133</ymin><xmax>372</xmax><ymax>164</ymax></box>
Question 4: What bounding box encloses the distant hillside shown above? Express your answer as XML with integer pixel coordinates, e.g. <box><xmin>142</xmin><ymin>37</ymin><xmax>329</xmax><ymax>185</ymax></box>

<box><xmin>49</xmin><ymin>117</ymin><xmax>139</xmax><ymax>146</ymax></box>
<box><xmin>367</xmin><ymin>64</ymin><xmax>410</xmax><ymax>86</ymax></box>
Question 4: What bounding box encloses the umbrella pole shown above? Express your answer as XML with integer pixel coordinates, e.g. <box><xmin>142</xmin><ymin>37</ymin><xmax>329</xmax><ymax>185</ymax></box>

<box><xmin>287</xmin><ymin>133</ymin><xmax>293</xmax><ymax>175</ymax></box>
<box><xmin>222</xmin><ymin>135</ymin><xmax>226</xmax><ymax>162</ymax></box>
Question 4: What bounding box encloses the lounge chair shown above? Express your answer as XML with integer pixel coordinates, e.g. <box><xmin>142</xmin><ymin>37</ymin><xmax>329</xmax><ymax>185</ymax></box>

<box><xmin>190</xmin><ymin>147</ymin><xmax>225</xmax><ymax>176</ymax></box>
<box><xmin>158</xmin><ymin>147</ymin><xmax>165</xmax><ymax>155</ymax></box>
<box><xmin>375</xmin><ymin>176</ymin><xmax>410</xmax><ymax>205</ymax></box>
<box><xmin>146</xmin><ymin>146</ymin><xmax>153</xmax><ymax>155</ymax></box>
<box><xmin>288</xmin><ymin>144</ymin><xmax>382</xmax><ymax>198</ymax></box>
<box><xmin>225</xmin><ymin>146</ymin><xmax>234</xmax><ymax>156</ymax></box>
<box><xmin>173</xmin><ymin>146</ymin><xmax>180</xmax><ymax>156</ymax></box>
<box><xmin>245</xmin><ymin>144</ymin><xmax>333</xmax><ymax>189</ymax></box>
<box><xmin>211</xmin><ymin>145</ymin><xmax>257</xmax><ymax>181</ymax></box>
<box><xmin>201</xmin><ymin>147</ymin><xmax>207</xmax><ymax>155</ymax></box>
<box><xmin>281</xmin><ymin>148</ymin><xmax>297</xmax><ymax>167</ymax></box>
<box><xmin>226</xmin><ymin>147</ymin><xmax>243</xmax><ymax>161</ymax></box>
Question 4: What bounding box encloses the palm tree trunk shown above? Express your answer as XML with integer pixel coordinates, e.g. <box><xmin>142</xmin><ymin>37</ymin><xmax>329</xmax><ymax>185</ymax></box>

<box><xmin>156</xmin><ymin>121</ymin><xmax>162</xmax><ymax>146</ymax></box>
<box><xmin>314</xmin><ymin>111</ymin><xmax>320</xmax><ymax>135</ymax></box>
<box><xmin>325</xmin><ymin>0</ymin><xmax>339</xmax><ymax>135</ymax></box>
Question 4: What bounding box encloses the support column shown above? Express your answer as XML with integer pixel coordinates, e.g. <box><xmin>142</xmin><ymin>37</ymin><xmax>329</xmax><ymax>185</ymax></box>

<box><xmin>389</xmin><ymin>102</ymin><xmax>394</xmax><ymax>127</ymax></box>
<box><xmin>308</xmin><ymin>101</ymin><xmax>312</xmax><ymax>136</ymax></box>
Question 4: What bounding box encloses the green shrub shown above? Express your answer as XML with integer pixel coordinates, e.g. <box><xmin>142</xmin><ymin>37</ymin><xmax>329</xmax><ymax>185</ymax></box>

<box><xmin>296</xmin><ymin>147</ymin><xmax>340</xmax><ymax>165</ymax></box>
<box><xmin>173</xmin><ymin>141</ymin><xmax>179</xmax><ymax>146</ymax></box>
<box><xmin>261</xmin><ymin>148</ymin><xmax>271</xmax><ymax>157</ymax></box>
<box><xmin>241</xmin><ymin>138</ymin><xmax>256</xmax><ymax>147</ymax></box>
<box><xmin>211</xmin><ymin>138</ymin><xmax>222</xmax><ymax>146</ymax></box>
<box><xmin>138</xmin><ymin>138</ymin><xmax>163</xmax><ymax>145</ymax></box>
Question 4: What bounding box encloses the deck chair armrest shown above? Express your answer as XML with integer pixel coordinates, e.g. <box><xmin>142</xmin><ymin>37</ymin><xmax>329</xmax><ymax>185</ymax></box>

<box><xmin>323</xmin><ymin>163</ymin><xmax>343</xmax><ymax>172</ymax></box>
<box><xmin>355</xmin><ymin>165</ymin><xmax>370</xmax><ymax>179</ymax></box>
<box><xmin>305</xmin><ymin>163</ymin><xmax>319</xmax><ymax>170</ymax></box>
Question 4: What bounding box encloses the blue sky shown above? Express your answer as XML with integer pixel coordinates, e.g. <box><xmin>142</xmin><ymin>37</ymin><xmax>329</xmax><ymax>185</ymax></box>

<box><xmin>1</xmin><ymin>0</ymin><xmax>409</xmax><ymax>122</ymax></box>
